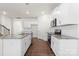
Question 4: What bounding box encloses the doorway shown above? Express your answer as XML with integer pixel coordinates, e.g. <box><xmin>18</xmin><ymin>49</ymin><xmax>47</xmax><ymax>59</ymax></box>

<box><xmin>31</xmin><ymin>24</ymin><xmax>38</xmax><ymax>38</ymax></box>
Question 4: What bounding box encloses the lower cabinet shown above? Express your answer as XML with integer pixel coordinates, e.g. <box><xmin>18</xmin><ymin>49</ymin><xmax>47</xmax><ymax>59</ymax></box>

<box><xmin>0</xmin><ymin>34</ymin><xmax>32</xmax><ymax>56</ymax></box>
<box><xmin>51</xmin><ymin>36</ymin><xmax>79</xmax><ymax>56</ymax></box>
<box><xmin>0</xmin><ymin>39</ymin><xmax>2</xmax><ymax>56</ymax></box>
<box><xmin>3</xmin><ymin>39</ymin><xmax>22</xmax><ymax>56</ymax></box>
<box><xmin>51</xmin><ymin>36</ymin><xmax>59</xmax><ymax>55</ymax></box>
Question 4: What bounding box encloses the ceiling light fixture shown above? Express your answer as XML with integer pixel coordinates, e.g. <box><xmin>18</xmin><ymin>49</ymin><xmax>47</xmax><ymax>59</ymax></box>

<box><xmin>3</xmin><ymin>11</ymin><xmax>7</xmax><ymax>15</ymax></box>
<box><xmin>41</xmin><ymin>11</ymin><xmax>45</xmax><ymax>15</ymax></box>
<box><xmin>26</xmin><ymin>11</ymin><xmax>30</xmax><ymax>15</ymax></box>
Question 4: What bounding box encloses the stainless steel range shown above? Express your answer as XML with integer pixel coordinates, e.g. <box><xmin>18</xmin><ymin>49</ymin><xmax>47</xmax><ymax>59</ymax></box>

<box><xmin>47</xmin><ymin>32</ymin><xmax>52</xmax><ymax>46</ymax></box>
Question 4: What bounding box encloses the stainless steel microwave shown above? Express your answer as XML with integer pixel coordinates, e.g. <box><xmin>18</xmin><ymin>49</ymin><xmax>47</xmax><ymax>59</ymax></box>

<box><xmin>50</xmin><ymin>18</ymin><xmax>57</xmax><ymax>27</ymax></box>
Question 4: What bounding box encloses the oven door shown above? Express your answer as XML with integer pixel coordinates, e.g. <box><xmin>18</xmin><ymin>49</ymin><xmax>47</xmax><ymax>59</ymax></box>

<box><xmin>48</xmin><ymin>33</ymin><xmax>51</xmax><ymax>46</ymax></box>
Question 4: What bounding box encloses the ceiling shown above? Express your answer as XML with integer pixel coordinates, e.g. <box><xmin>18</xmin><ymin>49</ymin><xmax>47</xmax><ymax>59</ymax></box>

<box><xmin>0</xmin><ymin>3</ymin><xmax>60</xmax><ymax>18</ymax></box>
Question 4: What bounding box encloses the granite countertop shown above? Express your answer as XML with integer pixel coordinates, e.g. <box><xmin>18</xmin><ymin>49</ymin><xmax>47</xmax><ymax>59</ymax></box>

<box><xmin>47</xmin><ymin>32</ymin><xmax>79</xmax><ymax>39</ymax></box>
<box><xmin>0</xmin><ymin>33</ymin><xmax>32</xmax><ymax>39</ymax></box>
<box><xmin>51</xmin><ymin>34</ymin><xmax>79</xmax><ymax>39</ymax></box>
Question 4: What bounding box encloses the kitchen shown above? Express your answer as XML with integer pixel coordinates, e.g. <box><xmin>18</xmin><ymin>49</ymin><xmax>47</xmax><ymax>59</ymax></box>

<box><xmin>0</xmin><ymin>3</ymin><xmax>79</xmax><ymax>56</ymax></box>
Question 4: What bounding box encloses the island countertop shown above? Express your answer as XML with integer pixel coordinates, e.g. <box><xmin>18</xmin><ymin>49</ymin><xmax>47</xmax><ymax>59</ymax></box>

<box><xmin>0</xmin><ymin>33</ymin><xmax>32</xmax><ymax>39</ymax></box>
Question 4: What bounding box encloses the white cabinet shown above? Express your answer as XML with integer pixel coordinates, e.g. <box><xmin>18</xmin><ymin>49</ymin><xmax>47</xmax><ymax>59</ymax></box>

<box><xmin>58</xmin><ymin>40</ymin><xmax>79</xmax><ymax>56</ymax></box>
<box><xmin>0</xmin><ymin>39</ymin><xmax>2</xmax><ymax>56</ymax></box>
<box><xmin>53</xmin><ymin>37</ymin><xmax>59</xmax><ymax>55</ymax></box>
<box><xmin>3</xmin><ymin>39</ymin><xmax>22</xmax><ymax>56</ymax></box>
<box><xmin>51</xmin><ymin>36</ymin><xmax>79</xmax><ymax>56</ymax></box>
<box><xmin>21</xmin><ymin>35</ymin><xmax>31</xmax><ymax>56</ymax></box>
<box><xmin>51</xmin><ymin>36</ymin><xmax>59</xmax><ymax>55</ymax></box>
<box><xmin>23</xmin><ymin>34</ymin><xmax>31</xmax><ymax>52</ymax></box>
<box><xmin>13</xmin><ymin>20</ymin><xmax>23</xmax><ymax>35</ymax></box>
<box><xmin>0</xmin><ymin>34</ymin><xmax>32</xmax><ymax>56</ymax></box>
<box><xmin>22</xmin><ymin>38</ymin><xmax>26</xmax><ymax>55</ymax></box>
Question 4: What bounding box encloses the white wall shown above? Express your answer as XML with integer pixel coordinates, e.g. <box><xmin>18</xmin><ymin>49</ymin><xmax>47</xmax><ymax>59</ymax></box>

<box><xmin>51</xmin><ymin>3</ymin><xmax>79</xmax><ymax>38</ymax></box>
<box><xmin>13</xmin><ymin>19</ymin><xmax>23</xmax><ymax>35</ymax></box>
<box><xmin>51</xmin><ymin>3</ymin><xmax>79</xmax><ymax>25</ymax></box>
<box><xmin>0</xmin><ymin>16</ymin><xmax>38</xmax><ymax>36</ymax></box>
<box><xmin>61</xmin><ymin>25</ymin><xmax>78</xmax><ymax>37</ymax></box>
<box><xmin>22</xmin><ymin>18</ymin><xmax>38</xmax><ymax>37</ymax></box>
<box><xmin>0</xmin><ymin>15</ymin><xmax>11</xmax><ymax>34</ymax></box>
<box><xmin>22</xmin><ymin>18</ymin><xmax>38</xmax><ymax>32</ymax></box>
<box><xmin>31</xmin><ymin>24</ymin><xmax>38</xmax><ymax>37</ymax></box>
<box><xmin>12</xmin><ymin>18</ymin><xmax>38</xmax><ymax>37</ymax></box>
<box><xmin>38</xmin><ymin>3</ymin><xmax>79</xmax><ymax>41</ymax></box>
<box><xmin>0</xmin><ymin>15</ymin><xmax>11</xmax><ymax>30</ymax></box>
<box><xmin>38</xmin><ymin>14</ymin><xmax>52</xmax><ymax>41</ymax></box>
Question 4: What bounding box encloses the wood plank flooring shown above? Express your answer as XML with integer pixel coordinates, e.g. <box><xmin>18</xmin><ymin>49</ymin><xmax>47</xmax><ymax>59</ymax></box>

<box><xmin>25</xmin><ymin>38</ymin><xmax>55</xmax><ymax>56</ymax></box>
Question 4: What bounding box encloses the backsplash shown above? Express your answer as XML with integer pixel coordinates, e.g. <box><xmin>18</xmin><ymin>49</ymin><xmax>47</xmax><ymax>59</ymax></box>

<box><xmin>50</xmin><ymin>24</ymin><xmax>78</xmax><ymax>38</ymax></box>
<box><xmin>61</xmin><ymin>25</ymin><xmax>78</xmax><ymax>38</ymax></box>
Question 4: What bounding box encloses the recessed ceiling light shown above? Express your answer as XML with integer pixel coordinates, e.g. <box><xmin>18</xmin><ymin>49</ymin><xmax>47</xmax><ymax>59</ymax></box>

<box><xmin>41</xmin><ymin>11</ymin><xmax>45</xmax><ymax>14</ymax></box>
<box><xmin>26</xmin><ymin>11</ymin><xmax>30</xmax><ymax>15</ymax></box>
<box><xmin>3</xmin><ymin>11</ymin><xmax>7</xmax><ymax>15</ymax></box>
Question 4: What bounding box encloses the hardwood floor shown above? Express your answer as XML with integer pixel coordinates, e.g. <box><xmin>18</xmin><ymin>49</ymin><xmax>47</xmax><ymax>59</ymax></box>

<box><xmin>25</xmin><ymin>38</ymin><xmax>55</xmax><ymax>56</ymax></box>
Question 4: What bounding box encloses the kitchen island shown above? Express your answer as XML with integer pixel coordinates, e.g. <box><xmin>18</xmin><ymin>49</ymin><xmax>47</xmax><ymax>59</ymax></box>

<box><xmin>0</xmin><ymin>33</ymin><xmax>32</xmax><ymax>56</ymax></box>
<box><xmin>50</xmin><ymin>33</ymin><xmax>79</xmax><ymax>56</ymax></box>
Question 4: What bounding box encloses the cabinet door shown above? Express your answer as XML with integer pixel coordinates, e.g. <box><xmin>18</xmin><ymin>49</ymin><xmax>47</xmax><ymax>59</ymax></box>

<box><xmin>21</xmin><ymin>39</ymin><xmax>26</xmax><ymax>55</ymax></box>
<box><xmin>53</xmin><ymin>38</ymin><xmax>59</xmax><ymax>55</ymax></box>
<box><xmin>59</xmin><ymin>40</ymin><xmax>79</xmax><ymax>56</ymax></box>
<box><xmin>3</xmin><ymin>39</ymin><xmax>21</xmax><ymax>56</ymax></box>
<box><xmin>25</xmin><ymin>35</ymin><xmax>30</xmax><ymax>51</ymax></box>
<box><xmin>25</xmin><ymin>35</ymin><xmax>31</xmax><ymax>51</ymax></box>
<box><xmin>51</xmin><ymin>36</ymin><xmax>59</xmax><ymax>55</ymax></box>
<box><xmin>51</xmin><ymin>36</ymin><xmax>54</xmax><ymax>50</ymax></box>
<box><xmin>0</xmin><ymin>39</ymin><xmax>2</xmax><ymax>56</ymax></box>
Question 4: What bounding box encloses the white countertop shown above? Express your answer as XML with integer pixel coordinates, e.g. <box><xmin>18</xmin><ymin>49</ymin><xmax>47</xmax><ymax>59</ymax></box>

<box><xmin>51</xmin><ymin>34</ymin><xmax>79</xmax><ymax>39</ymax></box>
<box><xmin>0</xmin><ymin>33</ymin><xmax>32</xmax><ymax>39</ymax></box>
<box><xmin>48</xmin><ymin>32</ymin><xmax>79</xmax><ymax>39</ymax></box>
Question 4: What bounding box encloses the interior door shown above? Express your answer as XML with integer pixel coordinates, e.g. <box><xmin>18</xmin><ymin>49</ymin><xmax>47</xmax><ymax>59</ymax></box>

<box><xmin>31</xmin><ymin>24</ymin><xmax>38</xmax><ymax>37</ymax></box>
